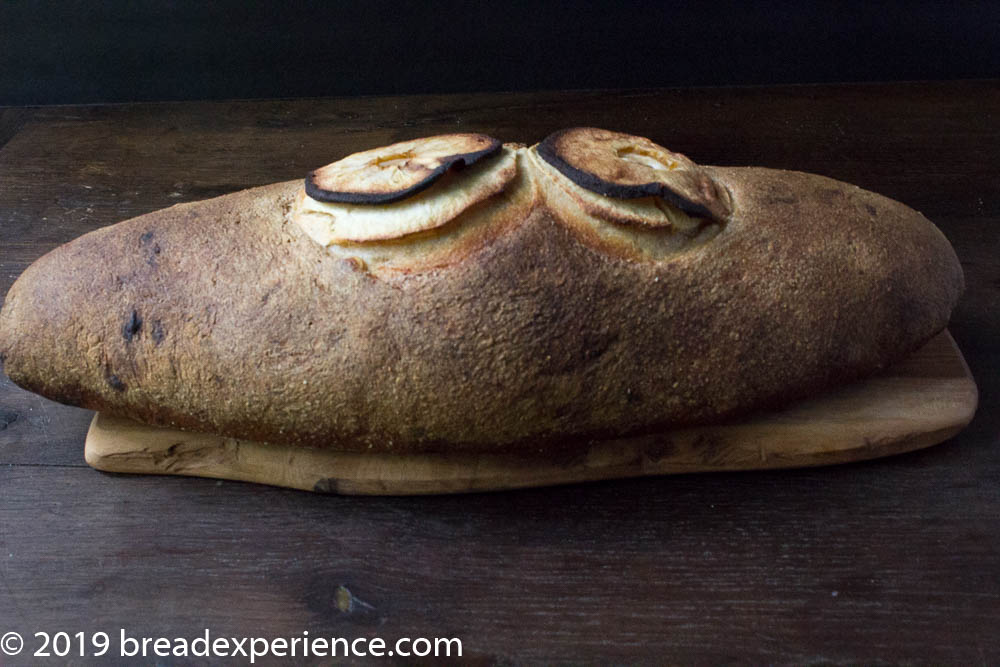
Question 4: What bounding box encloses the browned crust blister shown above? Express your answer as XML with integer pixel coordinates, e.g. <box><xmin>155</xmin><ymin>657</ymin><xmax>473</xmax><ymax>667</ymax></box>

<box><xmin>0</xmin><ymin>130</ymin><xmax>964</xmax><ymax>455</ymax></box>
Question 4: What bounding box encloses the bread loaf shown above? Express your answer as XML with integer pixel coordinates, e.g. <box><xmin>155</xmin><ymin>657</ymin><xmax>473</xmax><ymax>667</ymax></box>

<box><xmin>0</xmin><ymin>129</ymin><xmax>963</xmax><ymax>454</ymax></box>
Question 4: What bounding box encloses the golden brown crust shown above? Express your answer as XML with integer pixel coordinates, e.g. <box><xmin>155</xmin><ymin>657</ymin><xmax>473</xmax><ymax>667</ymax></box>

<box><xmin>0</xmin><ymin>146</ymin><xmax>964</xmax><ymax>455</ymax></box>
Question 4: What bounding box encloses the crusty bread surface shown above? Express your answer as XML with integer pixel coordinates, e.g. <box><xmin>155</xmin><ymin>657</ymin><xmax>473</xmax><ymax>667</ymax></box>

<box><xmin>0</xmin><ymin>140</ymin><xmax>963</xmax><ymax>454</ymax></box>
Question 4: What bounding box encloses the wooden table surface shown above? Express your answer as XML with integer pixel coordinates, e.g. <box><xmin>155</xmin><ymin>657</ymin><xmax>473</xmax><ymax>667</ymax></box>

<box><xmin>1</xmin><ymin>81</ymin><xmax>998</xmax><ymax>664</ymax></box>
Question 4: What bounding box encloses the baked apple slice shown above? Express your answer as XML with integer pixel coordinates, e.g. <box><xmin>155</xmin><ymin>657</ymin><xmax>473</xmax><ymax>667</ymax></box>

<box><xmin>297</xmin><ymin>134</ymin><xmax>517</xmax><ymax>245</ymax></box>
<box><xmin>306</xmin><ymin>133</ymin><xmax>502</xmax><ymax>204</ymax></box>
<box><xmin>537</xmin><ymin>127</ymin><xmax>732</xmax><ymax>222</ymax></box>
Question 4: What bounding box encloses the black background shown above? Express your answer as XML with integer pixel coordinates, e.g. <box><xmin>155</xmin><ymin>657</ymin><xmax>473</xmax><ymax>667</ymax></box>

<box><xmin>1</xmin><ymin>0</ymin><xmax>998</xmax><ymax>106</ymax></box>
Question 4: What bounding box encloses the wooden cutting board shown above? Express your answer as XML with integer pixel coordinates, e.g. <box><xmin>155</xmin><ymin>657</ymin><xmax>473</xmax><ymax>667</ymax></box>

<box><xmin>84</xmin><ymin>330</ymin><xmax>977</xmax><ymax>494</ymax></box>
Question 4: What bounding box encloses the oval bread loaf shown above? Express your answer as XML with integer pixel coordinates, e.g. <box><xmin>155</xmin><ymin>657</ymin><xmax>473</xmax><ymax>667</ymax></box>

<box><xmin>0</xmin><ymin>129</ymin><xmax>964</xmax><ymax>454</ymax></box>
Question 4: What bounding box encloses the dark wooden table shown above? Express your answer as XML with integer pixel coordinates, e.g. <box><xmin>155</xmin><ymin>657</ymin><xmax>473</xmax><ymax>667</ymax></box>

<box><xmin>1</xmin><ymin>81</ymin><xmax>998</xmax><ymax>664</ymax></box>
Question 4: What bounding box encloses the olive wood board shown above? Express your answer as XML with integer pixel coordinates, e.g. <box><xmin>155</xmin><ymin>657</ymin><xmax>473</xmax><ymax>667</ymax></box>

<box><xmin>83</xmin><ymin>330</ymin><xmax>977</xmax><ymax>495</ymax></box>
